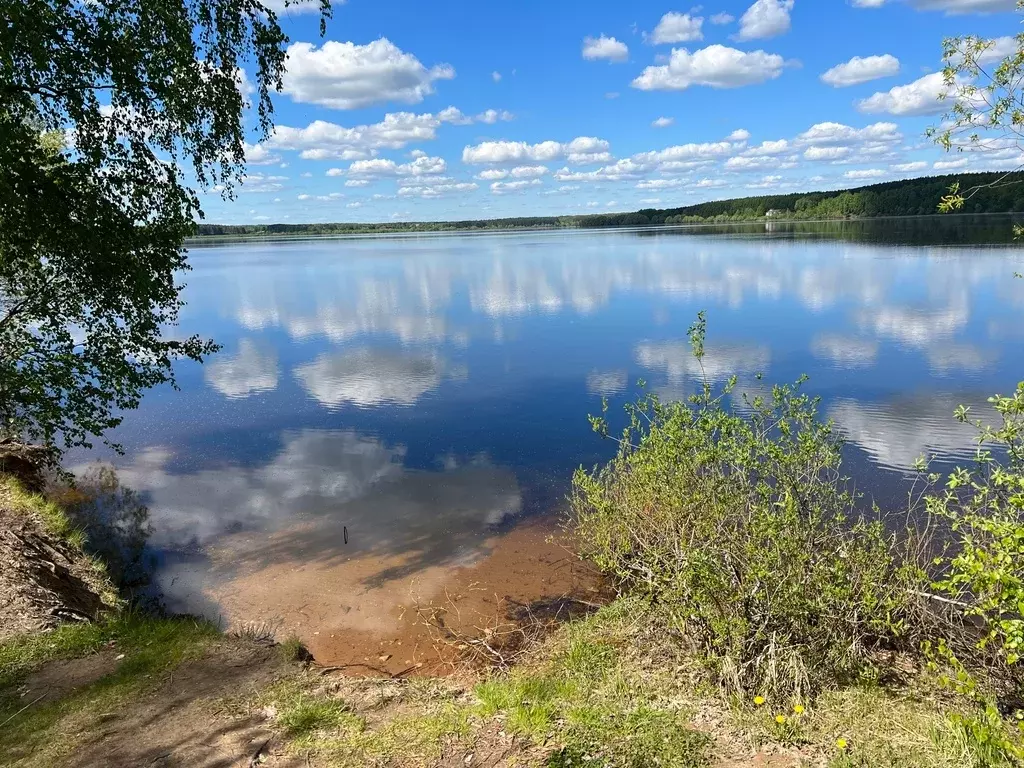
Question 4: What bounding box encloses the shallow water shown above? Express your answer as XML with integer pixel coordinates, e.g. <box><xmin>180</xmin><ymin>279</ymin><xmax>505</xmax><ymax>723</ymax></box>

<box><xmin>71</xmin><ymin>216</ymin><xmax>1024</xmax><ymax>645</ymax></box>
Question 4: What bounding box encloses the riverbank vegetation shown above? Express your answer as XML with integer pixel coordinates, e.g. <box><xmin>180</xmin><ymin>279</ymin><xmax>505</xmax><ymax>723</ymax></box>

<box><xmin>192</xmin><ymin>172</ymin><xmax>1024</xmax><ymax>238</ymax></box>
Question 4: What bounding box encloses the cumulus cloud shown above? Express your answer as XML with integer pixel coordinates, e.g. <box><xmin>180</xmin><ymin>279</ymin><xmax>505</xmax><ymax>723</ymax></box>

<box><xmin>476</xmin><ymin>109</ymin><xmax>515</xmax><ymax>124</ymax></box>
<box><xmin>736</xmin><ymin>0</ymin><xmax>794</xmax><ymax>41</ymax></box>
<box><xmin>856</xmin><ymin>72</ymin><xmax>953</xmax><ymax>116</ymax></box>
<box><xmin>281</xmin><ymin>38</ymin><xmax>454</xmax><ymax>109</ymax></box>
<box><xmin>650</xmin><ymin>12</ymin><xmax>704</xmax><ymax>44</ymax></box>
<box><xmin>844</xmin><ymin>168</ymin><xmax>888</xmax><ymax>179</ymax></box>
<box><xmin>851</xmin><ymin>0</ymin><xmax>886</xmax><ymax>6</ymax></box>
<box><xmin>582</xmin><ymin>34</ymin><xmax>629</xmax><ymax>62</ymax></box>
<box><xmin>269</xmin><ymin>109</ymin><xmax>470</xmax><ymax>159</ymax></box>
<box><xmin>652</xmin><ymin>116</ymin><xmax>675</xmax><ymax>128</ymax></box>
<box><xmin>631</xmin><ymin>44</ymin><xmax>785</xmax><ymax>90</ymax></box>
<box><xmin>510</xmin><ymin>165</ymin><xmax>549</xmax><ymax>178</ymax></box>
<box><xmin>710</xmin><ymin>12</ymin><xmax>736</xmax><ymax>23</ymax></box>
<box><xmin>462</xmin><ymin>136</ymin><xmax>610</xmax><ymax>165</ymax></box>
<box><xmin>490</xmin><ymin>179</ymin><xmax>543</xmax><ymax>193</ymax></box>
<box><xmin>797</xmin><ymin>121</ymin><xmax>901</xmax><ymax>146</ymax></box>
<box><xmin>347</xmin><ymin>155</ymin><xmax>447</xmax><ymax>177</ymax></box>
<box><xmin>934</xmin><ymin>157</ymin><xmax>969</xmax><ymax>169</ymax></box>
<box><xmin>821</xmin><ymin>54</ymin><xmax>900</xmax><ymax>87</ymax></box>
<box><xmin>244</xmin><ymin>142</ymin><xmax>283</xmax><ymax>165</ymax></box>
<box><xmin>892</xmin><ymin>160</ymin><xmax>929</xmax><ymax>172</ymax></box>
<box><xmin>728</xmin><ymin>129</ymin><xmax>752</xmax><ymax>141</ymax></box>
<box><xmin>398</xmin><ymin>182</ymin><xmax>478</xmax><ymax>198</ymax></box>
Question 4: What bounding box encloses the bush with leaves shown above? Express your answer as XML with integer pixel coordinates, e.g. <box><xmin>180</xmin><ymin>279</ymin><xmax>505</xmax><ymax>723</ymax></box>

<box><xmin>570</xmin><ymin>313</ymin><xmax>921</xmax><ymax>699</ymax></box>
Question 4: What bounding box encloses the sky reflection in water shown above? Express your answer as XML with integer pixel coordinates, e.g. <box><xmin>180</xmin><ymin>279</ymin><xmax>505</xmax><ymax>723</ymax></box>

<box><xmin>72</xmin><ymin>218</ymin><xmax>1024</xmax><ymax>614</ymax></box>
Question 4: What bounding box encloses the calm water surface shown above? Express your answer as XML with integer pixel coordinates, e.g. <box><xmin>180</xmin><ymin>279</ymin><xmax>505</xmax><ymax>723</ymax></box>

<box><xmin>73</xmin><ymin>217</ymin><xmax>1024</xmax><ymax>616</ymax></box>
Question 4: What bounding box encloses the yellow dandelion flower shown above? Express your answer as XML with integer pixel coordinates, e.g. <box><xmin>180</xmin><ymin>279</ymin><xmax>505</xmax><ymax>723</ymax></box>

<box><xmin>775</xmin><ymin>714</ymin><xmax>787</xmax><ymax>724</ymax></box>
<box><xmin>793</xmin><ymin>704</ymin><xmax>805</xmax><ymax>715</ymax></box>
<box><xmin>836</xmin><ymin>738</ymin><xmax>849</xmax><ymax>750</ymax></box>
<box><xmin>753</xmin><ymin>696</ymin><xmax>766</xmax><ymax>707</ymax></box>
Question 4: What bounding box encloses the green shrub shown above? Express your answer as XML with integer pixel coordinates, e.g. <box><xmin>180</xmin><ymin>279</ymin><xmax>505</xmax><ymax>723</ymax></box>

<box><xmin>570</xmin><ymin>313</ymin><xmax>919</xmax><ymax>699</ymax></box>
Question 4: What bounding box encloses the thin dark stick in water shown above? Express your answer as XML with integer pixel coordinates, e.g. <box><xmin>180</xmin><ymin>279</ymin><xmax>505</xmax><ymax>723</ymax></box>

<box><xmin>344</xmin><ymin>526</ymin><xmax>348</xmax><ymax>544</ymax></box>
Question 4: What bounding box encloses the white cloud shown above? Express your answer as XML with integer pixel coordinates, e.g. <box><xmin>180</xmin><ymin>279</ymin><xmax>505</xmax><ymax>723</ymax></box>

<box><xmin>462</xmin><ymin>136</ymin><xmax>610</xmax><ymax>165</ymax></box>
<box><xmin>476</xmin><ymin>109</ymin><xmax>514</xmax><ymax>124</ymax></box>
<box><xmin>269</xmin><ymin>109</ymin><xmax>470</xmax><ymax>159</ymax></box>
<box><xmin>652</xmin><ymin>116</ymin><xmax>675</xmax><ymax>128</ymax></box>
<box><xmin>281</xmin><ymin>38</ymin><xmax>455</xmax><ymax>109</ymax></box>
<box><xmin>710</xmin><ymin>12</ymin><xmax>736</xmax><ymax>23</ymax></box>
<box><xmin>204</xmin><ymin>339</ymin><xmax>278</xmax><ymax>398</ymax></box>
<box><xmin>743</xmin><ymin>139</ymin><xmax>790</xmax><ymax>156</ymax></box>
<box><xmin>244</xmin><ymin>142</ymin><xmax>282</xmax><ymax>165</ymax></box>
<box><xmin>346</xmin><ymin>155</ymin><xmax>447</xmax><ymax>177</ymax></box>
<box><xmin>631</xmin><ymin>45</ymin><xmax>785</xmax><ymax>90</ymax></box>
<box><xmin>856</xmin><ymin>72</ymin><xmax>952</xmax><ymax>116</ymax></box>
<box><xmin>490</xmin><ymin>179</ymin><xmax>543</xmax><ymax>194</ymax></box>
<box><xmin>728</xmin><ymin>129</ymin><xmax>752</xmax><ymax>141</ymax></box>
<box><xmin>582</xmin><ymin>35</ymin><xmax>629</xmax><ymax>62</ymax></box>
<box><xmin>398</xmin><ymin>182</ymin><xmax>478</xmax><ymax>198</ymax></box>
<box><xmin>934</xmin><ymin>157</ymin><xmax>969</xmax><ymax>169</ymax></box>
<box><xmin>567</xmin><ymin>136</ymin><xmax>613</xmax><ymax>164</ymax></box>
<box><xmin>804</xmin><ymin>145</ymin><xmax>851</xmax><ymax>161</ymax></box>
<box><xmin>746</xmin><ymin>174</ymin><xmax>784</xmax><ymax>188</ymax></box>
<box><xmin>821</xmin><ymin>54</ymin><xmax>900</xmax><ymax>87</ymax></box>
<box><xmin>844</xmin><ymin>168</ymin><xmax>888</xmax><ymax>179</ymax></box>
<box><xmin>345</xmin><ymin>179</ymin><xmax>370</xmax><ymax>187</ymax></box>
<box><xmin>492</xmin><ymin>71</ymin><xmax>502</xmax><ymax>82</ymax></box>
<box><xmin>650</xmin><ymin>12</ymin><xmax>704</xmax><ymax>44</ymax></box>
<box><xmin>476</xmin><ymin>169</ymin><xmax>508</xmax><ymax>180</ymax></box>
<box><xmin>797</xmin><ymin>121</ymin><xmax>901</xmax><ymax>146</ymax></box>
<box><xmin>736</xmin><ymin>0</ymin><xmax>794</xmax><ymax>41</ymax></box>
<box><xmin>237</xmin><ymin>173</ymin><xmax>288</xmax><ymax>193</ymax></box>
<box><xmin>510</xmin><ymin>165</ymin><xmax>549</xmax><ymax>178</ymax></box>
<box><xmin>851</xmin><ymin>0</ymin><xmax>886</xmax><ymax>6</ymax></box>
<box><xmin>892</xmin><ymin>160</ymin><xmax>928</xmax><ymax>172</ymax></box>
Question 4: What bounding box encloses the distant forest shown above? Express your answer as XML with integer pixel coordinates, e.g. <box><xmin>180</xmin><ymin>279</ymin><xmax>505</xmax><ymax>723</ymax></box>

<box><xmin>194</xmin><ymin>172</ymin><xmax>1024</xmax><ymax>237</ymax></box>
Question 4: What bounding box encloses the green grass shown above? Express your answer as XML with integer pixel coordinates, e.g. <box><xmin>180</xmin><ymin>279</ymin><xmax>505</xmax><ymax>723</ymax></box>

<box><xmin>0</xmin><ymin>614</ymin><xmax>220</xmax><ymax>766</ymax></box>
<box><xmin>472</xmin><ymin>603</ymin><xmax>713</xmax><ymax>768</ymax></box>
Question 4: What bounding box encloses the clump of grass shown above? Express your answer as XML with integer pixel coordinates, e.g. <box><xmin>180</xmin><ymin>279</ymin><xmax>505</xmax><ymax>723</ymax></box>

<box><xmin>475</xmin><ymin>604</ymin><xmax>712</xmax><ymax>768</ymax></box>
<box><xmin>277</xmin><ymin>635</ymin><xmax>309</xmax><ymax>663</ymax></box>
<box><xmin>277</xmin><ymin>695</ymin><xmax>358</xmax><ymax>738</ymax></box>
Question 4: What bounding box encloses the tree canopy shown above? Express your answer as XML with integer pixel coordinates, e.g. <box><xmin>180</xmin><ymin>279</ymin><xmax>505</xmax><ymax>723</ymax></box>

<box><xmin>0</xmin><ymin>0</ymin><xmax>327</xmax><ymax>455</ymax></box>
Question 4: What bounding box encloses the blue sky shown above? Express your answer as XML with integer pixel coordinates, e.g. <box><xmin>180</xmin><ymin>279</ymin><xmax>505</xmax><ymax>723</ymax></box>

<box><xmin>202</xmin><ymin>0</ymin><xmax>1021</xmax><ymax>224</ymax></box>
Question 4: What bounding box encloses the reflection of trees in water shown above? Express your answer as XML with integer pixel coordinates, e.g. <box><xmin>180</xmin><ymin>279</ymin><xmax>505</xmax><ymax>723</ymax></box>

<box><xmin>96</xmin><ymin>430</ymin><xmax>523</xmax><ymax>611</ymax></box>
<box><xmin>56</xmin><ymin>465</ymin><xmax>155</xmax><ymax>599</ymax></box>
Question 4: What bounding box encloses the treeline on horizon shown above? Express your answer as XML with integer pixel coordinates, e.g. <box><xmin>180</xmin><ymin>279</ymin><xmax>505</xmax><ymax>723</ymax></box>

<box><xmin>194</xmin><ymin>172</ymin><xmax>1024</xmax><ymax>236</ymax></box>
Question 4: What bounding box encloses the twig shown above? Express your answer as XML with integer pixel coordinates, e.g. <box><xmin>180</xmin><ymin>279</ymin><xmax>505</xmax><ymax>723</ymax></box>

<box><xmin>0</xmin><ymin>693</ymin><xmax>46</xmax><ymax>728</ymax></box>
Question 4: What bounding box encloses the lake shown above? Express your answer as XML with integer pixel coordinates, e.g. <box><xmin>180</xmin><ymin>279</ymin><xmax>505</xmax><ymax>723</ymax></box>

<box><xmin>70</xmin><ymin>216</ymin><xmax>1024</xmax><ymax>668</ymax></box>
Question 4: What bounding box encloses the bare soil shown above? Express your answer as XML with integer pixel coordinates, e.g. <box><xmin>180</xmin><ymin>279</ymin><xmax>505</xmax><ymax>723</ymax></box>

<box><xmin>0</xmin><ymin>489</ymin><xmax>108</xmax><ymax>641</ymax></box>
<box><xmin>61</xmin><ymin>640</ymin><xmax>291</xmax><ymax>768</ymax></box>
